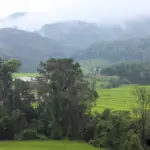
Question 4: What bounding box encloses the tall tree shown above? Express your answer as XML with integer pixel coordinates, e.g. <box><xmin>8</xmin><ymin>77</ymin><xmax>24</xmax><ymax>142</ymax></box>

<box><xmin>37</xmin><ymin>58</ymin><xmax>98</xmax><ymax>138</ymax></box>
<box><xmin>133</xmin><ymin>86</ymin><xmax>150</xmax><ymax>148</ymax></box>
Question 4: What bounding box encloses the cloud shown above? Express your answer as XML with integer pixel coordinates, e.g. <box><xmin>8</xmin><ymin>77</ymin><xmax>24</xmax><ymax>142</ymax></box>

<box><xmin>0</xmin><ymin>0</ymin><xmax>150</xmax><ymax>30</ymax></box>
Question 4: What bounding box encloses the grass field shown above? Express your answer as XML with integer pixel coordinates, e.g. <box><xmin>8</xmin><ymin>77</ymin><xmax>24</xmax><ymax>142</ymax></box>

<box><xmin>93</xmin><ymin>85</ymin><xmax>148</xmax><ymax>112</ymax></box>
<box><xmin>12</xmin><ymin>73</ymin><xmax>38</xmax><ymax>78</ymax></box>
<box><xmin>0</xmin><ymin>140</ymin><xmax>102</xmax><ymax>150</ymax></box>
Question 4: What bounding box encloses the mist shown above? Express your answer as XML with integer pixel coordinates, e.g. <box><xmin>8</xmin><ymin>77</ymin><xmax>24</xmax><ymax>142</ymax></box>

<box><xmin>0</xmin><ymin>0</ymin><xmax>150</xmax><ymax>30</ymax></box>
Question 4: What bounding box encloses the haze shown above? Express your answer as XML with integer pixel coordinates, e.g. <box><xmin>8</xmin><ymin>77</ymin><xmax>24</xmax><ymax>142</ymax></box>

<box><xmin>0</xmin><ymin>0</ymin><xmax>150</xmax><ymax>30</ymax></box>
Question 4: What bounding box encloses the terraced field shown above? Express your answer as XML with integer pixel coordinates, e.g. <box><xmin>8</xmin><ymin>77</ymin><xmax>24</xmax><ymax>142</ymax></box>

<box><xmin>0</xmin><ymin>140</ymin><xmax>102</xmax><ymax>150</ymax></box>
<box><xmin>93</xmin><ymin>85</ymin><xmax>147</xmax><ymax>112</ymax></box>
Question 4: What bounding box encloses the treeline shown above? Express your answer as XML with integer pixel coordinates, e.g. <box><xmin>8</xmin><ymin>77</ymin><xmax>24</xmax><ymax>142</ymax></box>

<box><xmin>100</xmin><ymin>62</ymin><xmax>150</xmax><ymax>85</ymax></box>
<box><xmin>0</xmin><ymin>57</ymin><xmax>150</xmax><ymax>150</ymax></box>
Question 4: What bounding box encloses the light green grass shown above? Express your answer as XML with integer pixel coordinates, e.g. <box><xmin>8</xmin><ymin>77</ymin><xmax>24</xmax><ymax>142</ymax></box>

<box><xmin>93</xmin><ymin>85</ymin><xmax>150</xmax><ymax>112</ymax></box>
<box><xmin>12</xmin><ymin>73</ymin><xmax>39</xmax><ymax>78</ymax></box>
<box><xmin>0</xmin><ymin>140</ymin><xmax>103</xmax><ymax>150</ymax></box>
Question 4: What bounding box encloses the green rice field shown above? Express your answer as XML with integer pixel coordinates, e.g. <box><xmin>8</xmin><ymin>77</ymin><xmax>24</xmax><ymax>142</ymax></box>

<box><xmin>0</xmin><ymin>140</ymin><xmax>102</xmax><ymax>150</ymax></box>
<box><xmin>93</xmin><ymin>85</ymin><xmax>150</xmax><ymax>112</ymax></box>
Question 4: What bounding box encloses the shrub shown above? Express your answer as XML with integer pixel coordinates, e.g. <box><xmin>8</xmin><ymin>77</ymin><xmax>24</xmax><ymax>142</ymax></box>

<box><xmin>18</xmin><ymin>129</ymin><xmax>48</xmax><ymax>140</ymax></box>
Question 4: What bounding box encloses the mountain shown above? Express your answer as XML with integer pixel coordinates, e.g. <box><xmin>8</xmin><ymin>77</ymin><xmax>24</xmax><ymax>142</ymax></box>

<box><xmin>40</xmin><ymin>20</ymin><xmax>124</xmax><ymax>50</ymax></box>
<box><xmin>1</xmin><ymin>13</ymin><xmax>150</xmax><ymax>72</ymax></box>
<box><xmin>72</xmin><ymin>35</ymin><xmax>150</xmax><ymax>63</ymax></box>
<box><xmin>0</xmin><ymin>28</ymin><xmax>67</xmax><ymax>72</ymax></box>
<box><xmin>39</xmin><ymin>18</ymin><xmax>150</xmax><ymax>52</ymax></box>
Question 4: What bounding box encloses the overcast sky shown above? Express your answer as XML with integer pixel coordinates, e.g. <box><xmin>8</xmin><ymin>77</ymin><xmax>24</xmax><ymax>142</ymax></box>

<box><xmin>0</xmin><ymin>0</ymin><xmax>150</xmax><ymax>21</ymax></box>
<box><xmin>0</xmin><ymin>0</ymin><xmax>150</xmax><ymax>30</ymax></box>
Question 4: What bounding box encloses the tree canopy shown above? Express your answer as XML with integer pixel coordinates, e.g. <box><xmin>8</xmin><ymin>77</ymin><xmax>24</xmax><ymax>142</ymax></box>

<box><xmin>100</xmin><ymin>62</ymin><xmax>150</xmax><ymax>85</ymax></box>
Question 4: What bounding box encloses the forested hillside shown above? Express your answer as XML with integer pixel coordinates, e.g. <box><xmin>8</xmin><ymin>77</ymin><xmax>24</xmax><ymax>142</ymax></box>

<box><xmin>73</xmin><ymin>36</ymin><xmax>150</xmax><ymax>62</ymax></box>
<box><xmin>40</xmin><ymin>18</ymin><xmax>150</xmax><ymax>52</ymax></box>
<box><xmin>1</xmin><ymin>18</ymin><xmax>150</xmax><ymax>72</ymax></box>
<box><xmin>0</xmin><ymin>28</ymin><xmax>67</xmax><ymax>72</ymax></box>
<box><xmin>100</xmin><ymin>62</ymin><xmax>150</xmax><ymax>84</ymax></box>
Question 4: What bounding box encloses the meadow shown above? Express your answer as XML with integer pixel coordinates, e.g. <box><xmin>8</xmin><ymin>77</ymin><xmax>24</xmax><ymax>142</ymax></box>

<box><xmin>0</xmin><ymin>140</ymin><xmax>102</xmax><ymax>150</ymax></box>
<box><xmin>12</xmin><ymin>73</ymin><xmax>39</xmax><ymax>78</ymax></box>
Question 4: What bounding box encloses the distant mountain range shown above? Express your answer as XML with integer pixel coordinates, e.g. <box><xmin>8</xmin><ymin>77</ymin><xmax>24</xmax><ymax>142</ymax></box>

<box><xmin>0</xmin><ymin>12</ymin><xmax>150</xmax><ymax>72</ymax></box>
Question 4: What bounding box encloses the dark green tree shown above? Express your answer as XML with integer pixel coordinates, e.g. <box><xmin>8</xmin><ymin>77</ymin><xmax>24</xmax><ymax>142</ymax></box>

<box><xmin>37</xmin><ymin>58</ymin><xmax>98</xmax><ymax>138</ymax></box>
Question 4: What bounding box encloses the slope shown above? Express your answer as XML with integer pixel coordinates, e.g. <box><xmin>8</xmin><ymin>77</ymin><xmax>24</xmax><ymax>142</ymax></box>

<box><xmin>0</xmin><ymin>28</ymin><xmax>66</xmax><ymax>72</ymax></box>
<box><xmin>73</xmin><ymin>36</ymin><xmax>150</xmax><ymax>62</ymax></box>
<box><xmin>39</xmin><ymin>20</ymin><xmax>126</xmax><ymax>53</ymax></box>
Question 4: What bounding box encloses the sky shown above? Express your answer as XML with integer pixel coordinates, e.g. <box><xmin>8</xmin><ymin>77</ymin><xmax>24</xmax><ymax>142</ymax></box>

<box><xmin>0</xmin><ymin>0</ymin><xmax>150</xmax><ymax>21</ymax></box>
<box><xmin>0</xmin><ymin>0</ymin><xmax>150</xmax><ymax>30</ymax></box>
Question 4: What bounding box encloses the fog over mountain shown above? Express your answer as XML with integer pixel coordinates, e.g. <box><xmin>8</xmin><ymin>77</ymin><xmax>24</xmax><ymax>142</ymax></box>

<box><xmin>0</xmin><ymin>0</ymin><xmax>150</xmax><ymax>31</ymax></box>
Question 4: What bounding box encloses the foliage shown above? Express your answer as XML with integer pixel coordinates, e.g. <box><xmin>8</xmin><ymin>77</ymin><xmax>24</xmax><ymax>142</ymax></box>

<box><xmin>133</xmin><ymin>86</ymin><xmax>150</xmax><ymax>148</ymax></box>
<box><xmin>0</xmin><ymin>28</ymin><xmax>66</xmax><ymax>72</ymax></box>
<box><xmin>101</xmin><ymin>62</ymin><xmax>150</xmax><ymax>84</ymax></box>
<box><xmin>78</xmin><ymin>58</ymin><xmax>111</xmax><ymax>74</ymax></box>
<box><xmin>0</xmin><ymin>56</ymin><xmax>149</xmax><ymax>150</ymax></box>
<box><xmin>73</xmin><ymin>36</ymin><xmax>150</xmax><ymax>63</ymax></box>
<box><xmin>37</xmin><ymin>58</ymin><xmax>98</xmax><ymax>139</ymax></box>
<box><xmin>88</xmin><ymin>110</ymin><xmax>142</xmax><ymax>150</ymax></box>
<box><xmin>105</xmin><ymin>78</ymin><xmax>130</xmax><ymax>89</ymax></box>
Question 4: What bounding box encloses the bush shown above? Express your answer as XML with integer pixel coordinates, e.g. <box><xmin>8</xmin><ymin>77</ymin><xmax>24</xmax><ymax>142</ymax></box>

<box><xmin>105</xmin><ymin>78</ymin><xmax>130</xmax><ymax>89</ymax></box>
<box><xmin>18</xmin><ymin>129</ymin><xmax>48</xmax><ymax>140</ymax></box>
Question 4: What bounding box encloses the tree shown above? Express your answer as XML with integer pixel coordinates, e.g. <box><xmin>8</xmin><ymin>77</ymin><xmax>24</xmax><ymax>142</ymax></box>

<box><xmin>37</xmin><ymin>58</ymin><xmax>98</xmax><ymax>138</ymax></box>
<box><xmin>6</xmin><ymin>59</ymin><xmax>21</xmax><ymax>72</ymax></box>
<box><xmin>0</xmin><ymin>57</ymin><xmax>35</xmax><ymax>140</ymax></box>
<box><xmin>133</xmin><ymin>86</ymin><xmax>150</xmax><ymax>148</ymax></box>
<box><xmin>90</xmin><ymin>110</ymin><xmax>142</xmax><ymax>150</ymax></box>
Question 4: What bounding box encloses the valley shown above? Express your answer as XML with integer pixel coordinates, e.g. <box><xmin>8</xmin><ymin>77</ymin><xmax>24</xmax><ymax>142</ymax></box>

<box><xmin>1</xmin><ymin>10</ymin><xmax>150</xmax><ymax>150</ymax></box>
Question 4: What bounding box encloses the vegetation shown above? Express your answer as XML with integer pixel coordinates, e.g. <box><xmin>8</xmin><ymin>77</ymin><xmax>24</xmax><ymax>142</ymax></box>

<box><xmin>79</xmin><ymin>58</ymin><xmax>110</xmax><ymax>74</ymax></box>
<box><xmin>12</xmin><ymin>73</ymin><xmax>38</xmax><ymax>78</ymax></box>
<box><xmin>0</xmin><ymin>28</ymin><xmax>67</xmax><ymax>72</ymax></box>
<box><xmin>93</xmin><ymin>85</ymin><xmax>139</xmax><ymax>111</ymax></box>
<box><xmin>40</xmin><ymin>18</ymin><xmax>150</xmax><ymax>52</ymax></box>
<box><xmin>1</xmin><ymin>57</ymin><xmax>150</xmax><ymax>150</ymax></box>
<box><xmin>101</xmin><ymin>62</ymin><xmax>150</xmax><ymax>85</ymax></box>
<box><xmin>73</xmin><ymin>36</ymin><xmax>150</xmax><ymax>63</ymax></box>
<box><xmin>0</xmin><ymin>140</ymin><xmax>101</xmax><ymax>150</ymax></box>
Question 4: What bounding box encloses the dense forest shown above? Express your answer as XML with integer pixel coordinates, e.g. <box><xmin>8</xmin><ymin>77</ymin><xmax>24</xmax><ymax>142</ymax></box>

<box><xmin>0</xmin><ymin>57</ymin><xmax>150</xmax><ymax>150</ymax></box>
<box><xmin>100</xmin><ymin>62</ymin><xmax>150</xmax><ymax>85</ymax></box>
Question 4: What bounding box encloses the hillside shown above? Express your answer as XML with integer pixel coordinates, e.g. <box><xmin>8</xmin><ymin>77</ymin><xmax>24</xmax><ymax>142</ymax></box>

<box><xmin>40</xmin><ymin>20</ymin><xmax>133</xmax><ymax>51</ymax></box>
<box><xmin>40</xmin><ymin>21</ymin><xmax>106</xmax><ymax>54</ymax></box>
<box><xmin>40</xmin><ymin>18</ymin><xmax>150</xmax><ymax>50</ymax></box>
<box><xmin>0</xmin><ymin>28</ymin><xmax>67</xmax><ymax>72</ymax></box>
<box><xmin>73</xmin><ymin>36</ymin><xmax>150</xmax><ymax>62</ymax></box>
